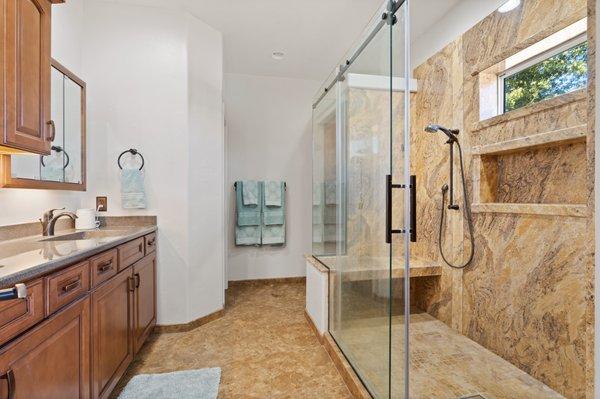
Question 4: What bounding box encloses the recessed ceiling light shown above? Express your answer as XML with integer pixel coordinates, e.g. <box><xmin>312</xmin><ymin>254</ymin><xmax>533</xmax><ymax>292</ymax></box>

<box><xmin>272</xmin><ymin>51</ymin><xmax>285</xmax><ymax>60</ymax></box>
<box><xmin>498</xmin><ymin>0</ymin><xmax>521</xmax><ymax>13</ymax></box>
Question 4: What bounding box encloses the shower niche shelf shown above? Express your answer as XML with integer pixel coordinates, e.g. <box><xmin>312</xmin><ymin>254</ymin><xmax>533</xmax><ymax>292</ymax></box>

<box><xmin>471</xmin><ymin>124</ymin><xmax>588</xmax><ymax>218</ymax></box>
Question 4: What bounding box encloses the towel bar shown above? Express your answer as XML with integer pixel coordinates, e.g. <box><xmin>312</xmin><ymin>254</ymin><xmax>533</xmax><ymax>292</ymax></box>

<box><xmin>234</xmin><ymin>182</ymin><xmax>287</xmax><ymax>191</ymax></box>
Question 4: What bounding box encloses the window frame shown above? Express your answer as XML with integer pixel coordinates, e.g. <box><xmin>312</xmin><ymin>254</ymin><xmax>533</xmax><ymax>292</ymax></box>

<box><xmin>497</xmin><ymin>32</ymin><xmax>588</xmax><ymax>114</ymax></box>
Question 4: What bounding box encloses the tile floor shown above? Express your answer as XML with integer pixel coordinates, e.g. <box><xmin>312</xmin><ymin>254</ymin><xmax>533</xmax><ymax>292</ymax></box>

<box><xmin>111</xmin><ymin>280</ymin><xmax>351</xmax><ymax>398</ymax></box>
<box><xmin>113</xmin><ymin>279</ymin><xmax>564</xmax><ymax>399</ymax></box>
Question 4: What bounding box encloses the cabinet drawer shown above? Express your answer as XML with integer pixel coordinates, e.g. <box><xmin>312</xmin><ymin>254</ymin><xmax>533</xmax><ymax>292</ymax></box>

<box><xmin>46</xmin><ymin>262</ymin><xmax>90</xmax><ymax>315</ymax></box>
<box><xmin>90</xmin><ymin>249</ymin><xmax>118</xmax><ymax>288</ymax></box>
<box><xmin>144</xmin><ymin>232</ymin><xmax>157</xmax><ymax>255</ymax></box>
<box><xmin>118</xmin><ymin>238</ymin><xmax>144</xmax><ymax>271</ymax></box>
<box><xmin>0</xmin><ymin>279</ymin><xmax>44</xmax><ymax>347</ymax></box>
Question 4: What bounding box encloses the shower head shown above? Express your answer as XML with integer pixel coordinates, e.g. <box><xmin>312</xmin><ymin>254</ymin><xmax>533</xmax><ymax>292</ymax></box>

<box><xmin>425</xmin><ymin>124</ymin><xmax>460</xmax><ymax>142</ymax></box>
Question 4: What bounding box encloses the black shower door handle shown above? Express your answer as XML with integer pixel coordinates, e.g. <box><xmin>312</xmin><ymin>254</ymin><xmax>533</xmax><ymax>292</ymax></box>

<box><xmin>385</xmin><ymin>174</ymin><xmax>417</xmax><ymax>243</ymax></box>
<box><xmin>410</xmin><ymin>175</ymin><xmax>417</xmax><ymax>243</ymax></box>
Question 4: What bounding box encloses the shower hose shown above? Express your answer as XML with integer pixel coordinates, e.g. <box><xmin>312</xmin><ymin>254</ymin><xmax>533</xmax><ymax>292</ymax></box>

<box><xmin>438</xmin><ymin>140</ymin><xmax>475</xmax><ymax>269</ymax></box>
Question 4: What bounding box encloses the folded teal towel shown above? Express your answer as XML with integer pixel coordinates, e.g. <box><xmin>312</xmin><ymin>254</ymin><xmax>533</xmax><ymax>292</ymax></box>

<box><xmin>121</xmin><ymin>169</ymin><xmax>147</xmax><ymax>209</ymax></box>
<box><xmin>264</xmin><ymin>181</ymin><xmax>283</xmax><ymax>206</ymax></box>
<box><xmin>262</xmin><ymin>182</ymin><xmax>285</xmax><ymax>226</ymax></box>
<box><xmin>242</xmin><ymin>180</ymin><xmax>259</xmax><ymax>206</ymax></box>
<box><xmin>236</xmin><ymin>225</ymin><xmax>261</xmax><ymax>246</ymax></box>
<box><xmin>236</xmin><ymin>181</ymin><xmax>262</xmax><ymax>226</ymax></box>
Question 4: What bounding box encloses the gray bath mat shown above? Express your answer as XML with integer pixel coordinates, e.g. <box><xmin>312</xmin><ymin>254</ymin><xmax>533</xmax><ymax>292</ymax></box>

<box><xmin>118</xmin><ymin>368</ymin><xmax>221</xmax><ymax>399</ymax></box>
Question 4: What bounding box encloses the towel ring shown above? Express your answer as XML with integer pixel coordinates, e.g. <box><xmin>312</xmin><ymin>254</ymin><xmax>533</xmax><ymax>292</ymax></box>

<box><xmin>118</xmin><ymin>149</ymin><xmax>145</xmax><ymax>170</ymax></box>
<box><xmin>41</xmin><ymin>145</ymin><xmax>70</xmax><ymax>169</ymax></box>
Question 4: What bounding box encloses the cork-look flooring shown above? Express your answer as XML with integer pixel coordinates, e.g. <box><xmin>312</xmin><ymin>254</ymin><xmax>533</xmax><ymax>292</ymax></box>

<box><xmin>111</xmin><ymin>280</ymin><xmax>351</xmax><ymax>398</ymax></box>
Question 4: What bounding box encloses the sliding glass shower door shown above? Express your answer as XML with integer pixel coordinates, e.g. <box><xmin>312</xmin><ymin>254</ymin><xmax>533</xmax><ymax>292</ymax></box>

<box><xmin>313</xmin><ymin>1</ymin><xmax>411</xmax><ymax>397</ymax></box>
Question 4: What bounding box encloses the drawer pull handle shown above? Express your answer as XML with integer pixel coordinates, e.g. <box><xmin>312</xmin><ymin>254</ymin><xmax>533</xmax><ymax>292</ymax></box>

<box><xmin>98</xmin><ymin>261</ymin><xmax>113</xmax><ymax>274</ymax></box>
<box><xmin>62</xmin><ymin>281</ymin><xmax>80</xmax><ymax>293</ymax></box>
<box><xmin>1</xmin><ymin>369</ymin><xmax>15</xmax><ymax>399</ymax></box>
<box><xmin>134</xmin><ymin>273</ymin><xmax>140</xmax><ymax>288</ymax></box>
<box><xmin>147</xmin><ymin>238</ymin><xmax>156</xmax><ymax>246</ymax></box>
<box><xmin>138</xmin><ymin>243</ymin><xmax>143</xmax><ymax>252</ymax></box>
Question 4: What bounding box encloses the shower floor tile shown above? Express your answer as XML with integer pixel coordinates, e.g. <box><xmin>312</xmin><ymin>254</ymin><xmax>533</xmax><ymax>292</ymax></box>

<box><xmin>334</xmin><ymin>312</ymin><xmax>565</xmax><ymax>398</ymax></box>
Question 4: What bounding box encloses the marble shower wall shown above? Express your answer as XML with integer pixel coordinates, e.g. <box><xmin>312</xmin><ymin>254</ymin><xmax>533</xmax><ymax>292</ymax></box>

<box><xmin>438</xmin><ymin>0</ymin><xmax>593</xmax><ymax>397</ymax></box>
<box><xmin>409</xmin><ymin>38</ymin><xmax>466</xmax><ymax>329</ymax></box>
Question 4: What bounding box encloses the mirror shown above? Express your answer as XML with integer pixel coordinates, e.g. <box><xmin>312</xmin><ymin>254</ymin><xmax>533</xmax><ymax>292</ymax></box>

<box><xmin>1</xmin><ymin>59</ymin><xmax>86</xmax><ymax>190</ymax></box>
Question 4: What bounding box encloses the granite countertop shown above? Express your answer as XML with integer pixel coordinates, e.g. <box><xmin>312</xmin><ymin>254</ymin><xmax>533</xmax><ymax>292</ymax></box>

<box><xmin>0</xmin><ymin>225</ymin><xmax>157</xmax><ymax>288</ymax></box>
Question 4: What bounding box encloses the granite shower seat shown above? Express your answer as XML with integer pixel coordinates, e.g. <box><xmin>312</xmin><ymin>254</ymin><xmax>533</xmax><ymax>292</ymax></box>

<box><xmin>313</xmin><ymin>255</ymin><xmax>442</xmax><ymax>281</ymax></box>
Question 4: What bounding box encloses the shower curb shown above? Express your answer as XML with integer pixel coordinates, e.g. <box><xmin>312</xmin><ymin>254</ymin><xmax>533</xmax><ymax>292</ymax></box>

<box><xmin>322</xmin><ymin>332</ymin><xmax>373</xmax><ymax>399</ymax></box>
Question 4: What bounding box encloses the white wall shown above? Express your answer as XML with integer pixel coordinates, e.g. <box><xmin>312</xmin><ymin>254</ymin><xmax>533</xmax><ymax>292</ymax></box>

<box><xmin>186</xmin><ymin>12</ymin><xmax>226</xmax><ymax>316</ymax></box>
<box><xmin>225</xmin><ymin>73</ymin><xmax>319</xmax><ymax>281</ymax></box>
<box><xmin>411</xmin><ymin>0</ymin><xmax>506</xmax><ymax>67</ymax></box>
<box><xmin>81</xmin><ymin>0</ymin><xmax>225</xmax><ymax>324</ymax></box>
<box><xmin>0</xmin><ymin>1</ymin><xmax>85</xmax><ymax>227</ymax></box>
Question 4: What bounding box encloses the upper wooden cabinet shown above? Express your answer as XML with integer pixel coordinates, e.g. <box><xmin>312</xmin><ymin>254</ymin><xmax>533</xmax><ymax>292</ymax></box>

<box><xmin>0</xmin><ymin>0</ymin><xmax>65</xmax><ymax>155</ymax></box>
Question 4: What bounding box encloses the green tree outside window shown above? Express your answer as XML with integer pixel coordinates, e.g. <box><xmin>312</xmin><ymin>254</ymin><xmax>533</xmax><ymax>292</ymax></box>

<box><xmin>504</xmin><ymin>41</ymin><xmax>588</xmax><ymax>112</ymax></box>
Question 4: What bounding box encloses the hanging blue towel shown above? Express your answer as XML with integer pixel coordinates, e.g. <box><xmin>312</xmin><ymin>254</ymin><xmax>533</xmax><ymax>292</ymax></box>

<box><xmin>262</xmin><ymin>181</ymin><xmax>285</xmax><ymax>245</ymax></box>
<box><xmin>236</xmin><ymin>181</ymin><xmax>261</xmax><ymax>226</ymax></box>
<box><xmin>121</xmin><ymin>169</ymin><xmax>147</xmax><ymax>209</ymax></box>
<box><xmin>262</xmin><ymin>224</ymin><xmax>285</xmax><ymax>245</ymax></box>
<box><xmin>262</xmin><ymin>181</ymin><xmax>285</xmax><ymax>226</ymax></box>
<box><xmin>264</xmin><ymin>180</ymin><xmax>283</xmax><ymax>206</ymax></box>
<box><xmin>242</xmin><ymin>180</ymin><xmax>259</xmax><ymax>206</ymax></box>
<box><xmin>235</xmin><ymin>181</ymin><xmax>262</xmax><ymax>245</ymax></box>
<box><xmin>236</xmin><ymin>225</ymin><xmax>261</xmax><ymax>246</ymax></box>
<box><xmin>325</xmin><ymin>181</ymin><xmax>337</xmax><ymax>205</ymax></box>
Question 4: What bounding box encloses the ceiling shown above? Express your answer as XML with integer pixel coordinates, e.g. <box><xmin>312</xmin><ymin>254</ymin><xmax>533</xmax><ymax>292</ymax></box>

<box><xmin>182</xmin><ymin>0</ymin><xmax>463</xmax><ymax>81</ymax></box>
<box><xmin>101</xmin><ymin>0</ymin><xmax>464</xmax><ymax>81</ymax></box>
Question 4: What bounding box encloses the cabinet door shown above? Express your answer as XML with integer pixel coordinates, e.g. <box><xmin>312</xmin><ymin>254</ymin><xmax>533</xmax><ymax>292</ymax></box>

<box><xmin>0</xmin><ymin>297</ymin><xmax>90</xmax><ymax>399</ymax></box>
<box><xmin>133</xmin><ymin>253</ymin><xmax>156</xmax><ymax>353</ymax></box>
<box><xmin>1</xmin><ymin>0</ymin><xmax>52</xmax><ymax>154</ymax></box>
<box><xmin>91</xmin><ymin>268</ymin><xmax>134</xmax><ymax>399</ymax></box>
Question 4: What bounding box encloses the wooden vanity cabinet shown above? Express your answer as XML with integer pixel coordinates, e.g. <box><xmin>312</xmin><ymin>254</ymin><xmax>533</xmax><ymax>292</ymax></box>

<box><xmin>0</xmin><ymin>297</ymin><xmax>90</xmax><ymax>398</ymax></box>
<box><xmin>91</xmin><ymin>266</ymin><xmax>134</xmax><ymax>399</ymax></box>
<box><xmin>0</xmin><ymin>0</ymin><xmax>62</xmax><ymax>155</ymax></box>
<box><xmin>132</xmin><ymin>253</ymin><xmax>156</xmax><ymax>353</ymax></box>
<box><xmin>0</xmin><ymin>232</ymin><xmax>157</xmax><ymax>399</ymax></box>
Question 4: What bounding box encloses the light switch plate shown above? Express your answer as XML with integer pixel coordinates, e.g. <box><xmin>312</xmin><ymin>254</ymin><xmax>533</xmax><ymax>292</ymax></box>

<box><xmin>96</xmin><ymin>196</ymin><xmax>108</xmax><ymax>212</ymax></box>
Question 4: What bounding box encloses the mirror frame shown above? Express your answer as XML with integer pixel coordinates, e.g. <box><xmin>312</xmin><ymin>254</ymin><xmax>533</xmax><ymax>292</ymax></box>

<box><xmin>0</xmin><ymin>58</ymin><xmax>86</xmax><ymax>190</ymax></box>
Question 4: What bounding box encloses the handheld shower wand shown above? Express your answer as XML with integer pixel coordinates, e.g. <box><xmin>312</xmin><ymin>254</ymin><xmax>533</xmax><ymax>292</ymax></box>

<box><xmin>425</xmin><ymin>123</ymin><xmax>474</xmax><ymax>269</ymax></box>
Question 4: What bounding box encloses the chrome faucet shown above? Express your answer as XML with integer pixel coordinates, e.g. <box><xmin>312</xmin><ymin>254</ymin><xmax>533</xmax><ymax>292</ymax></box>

<box><xmin>40</xmin><ymin>208</ymin><xmax>78</xmax><ymax>236</ymax></box>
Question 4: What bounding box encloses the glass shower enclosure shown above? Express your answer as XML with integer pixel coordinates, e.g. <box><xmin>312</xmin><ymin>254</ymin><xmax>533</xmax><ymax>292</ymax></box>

<box><xmin>312</xmin><ymin>1</ymin><xmax>411</xmax><ymax>397</ymax></box>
